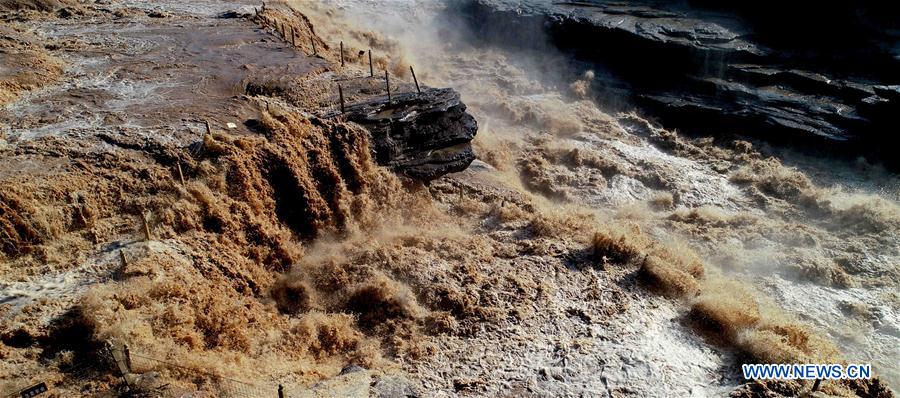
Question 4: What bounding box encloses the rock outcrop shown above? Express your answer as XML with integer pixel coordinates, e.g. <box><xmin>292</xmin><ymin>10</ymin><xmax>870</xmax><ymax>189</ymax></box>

<box><xmin>460</xmin><ymin>0</ymin><xmax>900</xmax><ymax>165</ymax></box>
<box><xmin>345</xmin><ymin>88</ymin><xmax>478</xmax><ymax>181</ymax></box>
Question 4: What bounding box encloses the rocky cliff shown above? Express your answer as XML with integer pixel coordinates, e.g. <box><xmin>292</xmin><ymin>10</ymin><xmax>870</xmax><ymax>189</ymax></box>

<box><xmin>460</xmin><ymin>0</ymin><xmax>900</xmax><ymax>165</ymax></box>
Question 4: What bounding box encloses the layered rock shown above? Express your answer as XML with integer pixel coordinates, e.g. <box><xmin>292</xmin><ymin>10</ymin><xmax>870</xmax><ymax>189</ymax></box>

<box><xmin>460</xmin><ymin>0</ymin><xmax>900</xmax><ymax>165</ymax></box>
<box><xmin>344</xmin><ymin>88</ymin><xmax>478</xmax><ymax>181</ymax></box>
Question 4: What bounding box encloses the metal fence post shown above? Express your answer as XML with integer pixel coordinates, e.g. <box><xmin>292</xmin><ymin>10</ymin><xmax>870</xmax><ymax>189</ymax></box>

<box><xmin>177</xmin><ymin>162</ymin><xmax>186</xmax><ymax>185</ymax></box>
<box><xmin>410</xmin><ymin>65</ymin><xmax>420</xmax><ymax>94</ymax></box>
<box><xmin>385</xmin><ymin>69</ymin><xmax>391</xmax><ymax>101</ymax></box>
<box><xmin>141</xmin><ymin>212</ymin><xmax>151</xmax><ymax>241</ymax></box>
<box><xmin>123</xmin><ymin>344</ymin><xmax>132</xmax><ymax>372</ymax></box>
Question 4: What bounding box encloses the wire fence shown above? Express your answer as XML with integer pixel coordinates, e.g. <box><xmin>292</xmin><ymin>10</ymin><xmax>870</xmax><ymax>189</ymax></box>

<box><xmin>3</xmin><ymin>344</ymin><xmax>299</xmax><ymax>398</ymax></box>
<box><xmin>128</xmin><ymin>351</ymin><xmax>278</xmax><ymax>398</ymax></box>
<box><xmin>255</xmin><ymin>3</ymin><xmax>422</xmax><ymax>122</ymax></box>
<box><xmin>8</xmin><ymin>5</ymin><xmax>417</xmax><ymax>398</ymax></box>
<box><xmin>4</xmin><ymin>358</ymin><xmax>104</xmax><ymax>398</ymax></box>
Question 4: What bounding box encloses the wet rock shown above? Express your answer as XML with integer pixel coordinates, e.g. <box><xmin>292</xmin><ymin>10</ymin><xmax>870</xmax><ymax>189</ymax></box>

<box><xmin>219</xmin><ymin>7</ymin><xmax>255</xmax><ymax>19</ymax></box>
<box><xmin>873</xmin><ymin>86</ymin><xmax>900</xmax><ymax>102</ymax></box>
<box><xmin>637</xmin><ymin>77</ymin><xmax>869</xmax><ymax>142</ymax></box>
<box><xmin>469</xmin><ymin>0</ymin><xmax>762</xmax><ymax>55</ymax></box>
<box><xmin>55</xmin><ymin>7</ymin><xmax>73</xmax><ymax>18</ymax></box>
<box><xmin>462</xmin><ymin>0</ymin><xmax>900</xmax><ymax>166</ymax></box>
<box><xmin>345</xmin><ymin>88</ymin><xmax>478</xmax><ymax>181</ymax></box>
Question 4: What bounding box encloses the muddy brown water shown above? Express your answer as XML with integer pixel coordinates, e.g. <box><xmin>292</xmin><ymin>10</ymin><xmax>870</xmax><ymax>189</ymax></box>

<box><xmin>2</xmin><ymin>6</ymin><xmax>326</xmax><ymax>147</ymax></box>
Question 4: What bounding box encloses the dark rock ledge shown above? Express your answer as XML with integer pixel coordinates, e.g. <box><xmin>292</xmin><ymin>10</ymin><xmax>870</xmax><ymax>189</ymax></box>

<box><xmin>345</xmin><ymin>88</ymin><xmax>478</xmax><ymax>181</ymax></box>
<box><xmin>459</xmin><ymin>0</ymin><xmax>900</xmax><ymax>166</ymax></box>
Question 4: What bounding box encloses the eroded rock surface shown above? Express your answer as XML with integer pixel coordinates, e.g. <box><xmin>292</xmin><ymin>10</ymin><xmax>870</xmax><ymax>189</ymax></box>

<box><xmin>462</xmin><ymin>0</ymin><xmax>900</xmax><ymax>165</ymax></box>
<box><xmin>345</xmin><ymin>88</ymin><xmax>478</xmax><ymax>181</ymax></box>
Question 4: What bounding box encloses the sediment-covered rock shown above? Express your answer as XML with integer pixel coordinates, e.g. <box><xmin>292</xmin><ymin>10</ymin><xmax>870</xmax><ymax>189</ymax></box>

<box><xmin>344</xmin><ymin>88</ymin><xmax>478</xmax><ymax>181</ymax></box>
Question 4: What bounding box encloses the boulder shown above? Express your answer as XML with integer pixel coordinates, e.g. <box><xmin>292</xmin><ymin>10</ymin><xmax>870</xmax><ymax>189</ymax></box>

<box><xmin>345</xmin><ymin>88</ymin><xmax>478</xmax><ymax>181</ymax></box>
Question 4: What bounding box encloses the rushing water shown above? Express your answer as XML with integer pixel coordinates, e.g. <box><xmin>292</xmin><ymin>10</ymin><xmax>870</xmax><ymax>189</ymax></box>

<box><xmin>315</xmin><ymin>0</ymin><xmax>900</xmax><ymax>392</ymax></box>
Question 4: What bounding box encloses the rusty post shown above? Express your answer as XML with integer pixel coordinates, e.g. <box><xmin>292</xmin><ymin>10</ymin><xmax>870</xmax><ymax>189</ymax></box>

<box><xmin>141</xmin><ymin>212</ymin><xmax>151</xmax><ymax>241</ymax></box>
<box><xmin>288</xmin><ymin>26</ymin><xmax>294</xmax><ymax>46</ymax></box>
<box><xmin>410</xmin><ymin>65</ymin><xmax>420</xmax><ymax>94</ymax></box>
<box><xmin>119</xmin><ymin>250</ymin><xmax>128</xmax><ymax>269</ymax></box>
<box><xmin>338</xmin><ymin>84</ymin><xmax>345</xmax><ymax>113</ymax></box>
<box><xmin>385</xmin><ymin>69</ymin><xmax>391</xmax><ymax>101</ymax></box>
<box><xmin>368</xmin><ymin>49</ymin><xmax>373</xmax><ymax>77</ymax></box>
<box><xmin>340</xmin><ymin>41</ymin><xmax>345</xmax><ymax>67</ymax></box>
<box><xmin>310</xmin><ymin>35</ymin><xmax>317</xmax><ymax>56</ymax></box>
<box><xmin>204</xmin><ymin>119</ymin><xmax>212</xmax><ymax>136</ymax></box>
<box><xmin>176</xmin><ymin>162</ymin><xmax>185</xmax><ymax>185</ymax></box>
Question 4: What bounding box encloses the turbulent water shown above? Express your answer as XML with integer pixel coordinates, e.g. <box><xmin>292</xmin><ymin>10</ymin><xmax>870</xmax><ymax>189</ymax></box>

<box><xmin>317</xmin><ymin>0</ymin><xmax>900</xmax><ymax>393</ymax></box>
<box><xmin>1</xmin><ymin>0</ymin><xmax>897</xmax><ymax>396</ymax></box>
